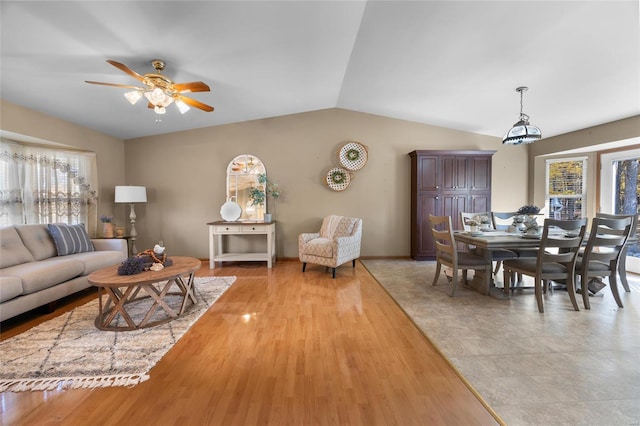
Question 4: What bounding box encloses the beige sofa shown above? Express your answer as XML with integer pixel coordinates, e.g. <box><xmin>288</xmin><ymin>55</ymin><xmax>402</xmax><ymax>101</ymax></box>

<box><xmin>0</xmin><ymin>224</ymin><xmax>127</xmax><ymax>322</ymax></box>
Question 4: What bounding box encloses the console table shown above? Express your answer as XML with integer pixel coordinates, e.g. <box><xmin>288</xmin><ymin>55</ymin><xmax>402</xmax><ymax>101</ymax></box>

<box><xmin>207</xmin><ymin>221</ymin><xmax>276</xmax><ymax>269</ymax></box>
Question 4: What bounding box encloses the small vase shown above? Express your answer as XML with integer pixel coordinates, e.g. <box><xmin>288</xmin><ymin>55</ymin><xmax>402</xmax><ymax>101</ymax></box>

<box><xmin>103</xmin><ymin>222</ymin><xmax>115</xmax><ymax>238</ymax></box>
<box><xmin>263</xmin><ymin>213</ymin><xmax>272</xmax><ymax>223</ymax></box>
<box><xmin>470</xmin><ymin>225</ymin><xmax>478</xmax><ymax>232</ymax></box>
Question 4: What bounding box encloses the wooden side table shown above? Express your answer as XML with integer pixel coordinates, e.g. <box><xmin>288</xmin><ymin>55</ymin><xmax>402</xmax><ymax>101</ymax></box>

<box><xmin>207</xmin><ymin>221</ymin><xmax>276</xmax><ymax>269</ymax></box>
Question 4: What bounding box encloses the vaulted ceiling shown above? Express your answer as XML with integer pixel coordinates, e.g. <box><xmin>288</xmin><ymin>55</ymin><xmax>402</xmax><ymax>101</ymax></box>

<box><xmin>1</xmin><ymin>1</ymin><xmax>638</xmax><ymax>141</ymax></box>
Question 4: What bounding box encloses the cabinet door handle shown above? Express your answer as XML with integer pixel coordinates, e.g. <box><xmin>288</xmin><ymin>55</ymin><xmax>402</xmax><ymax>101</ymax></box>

<box><xmin>435</xmin><ymin>186</ymin><xmax>439</xmax><ymax>189</ymax></box>
<box><xmin>435</xmin><ymin>196</ymin><xmax>439</xmax><ymax>200</ymax></box>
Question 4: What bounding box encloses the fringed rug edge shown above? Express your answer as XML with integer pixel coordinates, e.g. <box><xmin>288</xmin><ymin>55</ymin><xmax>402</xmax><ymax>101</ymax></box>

<box><xmin>0</xmin><ymin>373</ymin><xmax>150</xmax><ymax>392</ymax></box>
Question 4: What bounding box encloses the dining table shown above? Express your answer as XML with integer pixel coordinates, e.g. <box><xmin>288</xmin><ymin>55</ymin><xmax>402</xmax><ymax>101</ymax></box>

<box><xmin>453</xmin><ymin>229</ymin><xmax>550</xmax><ymax>299</ymax></box>
<box><xmin>454</xmin><ymin>228</ymin><xmax>637</xmax><ymax>300</ymax></box>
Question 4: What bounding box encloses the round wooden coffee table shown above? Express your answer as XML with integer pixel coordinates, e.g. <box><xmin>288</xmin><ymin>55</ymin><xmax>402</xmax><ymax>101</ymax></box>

<box><xmin>88</xmin><ymin>256</ymin><xmax>202</xmax><ymax>331</ymax></box>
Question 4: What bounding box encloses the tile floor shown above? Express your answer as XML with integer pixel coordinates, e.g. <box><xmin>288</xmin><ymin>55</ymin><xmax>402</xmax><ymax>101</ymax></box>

<box><xmin>362</xmin><ymin>259</ymin><xmax>640</xmax><ymax>426</ymax></box>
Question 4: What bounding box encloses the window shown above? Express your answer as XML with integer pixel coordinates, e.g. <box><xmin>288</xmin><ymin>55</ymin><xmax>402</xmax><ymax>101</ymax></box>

<box><xmin>0</xmin><ymin>140</ymin><xmax>98</xmax><ymax>227</ymax></box>
<box><xmin>612</xmin><ymin>158</ymin><xmax>639</xmax><ymax>215</ymax></box>
<box><xmin>545</xmin><ymin>157</ymin><xmax>587</xmax><ymax>220</ymax></box>
<box><xmin>601</xmin><ymin>149</ymin><xmax>639</xmax><ymax>264</ymax></box>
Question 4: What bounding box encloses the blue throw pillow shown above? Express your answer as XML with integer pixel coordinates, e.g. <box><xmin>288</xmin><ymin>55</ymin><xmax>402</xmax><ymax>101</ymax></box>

<box><xmin>47</xmin><ymin>223</ymin><xmax>95</xmax><ymax>256</ymax></box>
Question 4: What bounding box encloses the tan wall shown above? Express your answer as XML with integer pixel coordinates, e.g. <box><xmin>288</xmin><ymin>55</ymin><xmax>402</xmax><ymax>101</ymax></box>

<box><xmin>3</xmin><ymin>101</ymin><xmax>634</xmax><ymax>258</ymax></box>
<box><xmin>125</xmin><ymin>108</ymin><xmax>529</xmax><ymax>258</ymax></box>
<box><xmin>528</xmin><ymin>115</ymin><xmax>640</xmax><ymax>217</ymax></box>
<box><xmin>0</xmin><ymin>100</ymin><xmax>126</xmax><ymax>235</ymax></box>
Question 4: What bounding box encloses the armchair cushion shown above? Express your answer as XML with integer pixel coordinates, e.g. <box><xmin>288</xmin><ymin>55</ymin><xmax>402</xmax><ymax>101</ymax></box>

<box><xmin>320</xmin><ymin>215</ymin><xmax>358</xmax><ymax>239</ymax></box>
<box><xmin>302</xmin><ymin>237</ymin><xmax>335</xmax><ymax>258</ymax></box>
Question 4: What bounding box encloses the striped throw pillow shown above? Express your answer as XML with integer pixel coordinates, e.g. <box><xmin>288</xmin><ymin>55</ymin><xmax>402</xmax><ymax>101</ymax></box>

<box><xmin>47</xmin><ymin>223</ymin><xmax>95</xmax><ymax>256</ymax></box>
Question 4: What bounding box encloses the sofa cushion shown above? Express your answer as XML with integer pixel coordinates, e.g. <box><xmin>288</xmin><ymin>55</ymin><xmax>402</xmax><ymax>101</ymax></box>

<box><xmin>0</xmin><ymin>226</ymin><xmax>35</xmax><ymax>268</ymax></box>
<box><xmin>15</xmin><ymin>224</ymin><xmax>57</xmax><ymax>260</ymax></box>
<box><xmin>47</xmin><ymin>223</ymin><xmax>95</xmax><ymax>256</ymax></box>
<box><xmin>0</xmin><ymin>257</ymin><xmax>84</xmax><ymax>295</ymax></box>
<box><xmin>0</xmin><ymin>276</ymin><xmax>23</xmax><ymax>303</ymax></box>
<box><xmin>68</xmin><ymin>250</ymin><xmax>128</xmax><ymax>275</ymax></box>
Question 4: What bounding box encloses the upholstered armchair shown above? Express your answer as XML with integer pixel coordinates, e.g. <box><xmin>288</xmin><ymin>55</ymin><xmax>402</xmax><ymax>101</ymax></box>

<box><xmin>299</xmin><ymin>215</ymin><xmax>363</xmax><ymax>278</ymax></box>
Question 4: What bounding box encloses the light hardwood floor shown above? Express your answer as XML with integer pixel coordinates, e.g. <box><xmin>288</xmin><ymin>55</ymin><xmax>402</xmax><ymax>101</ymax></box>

<box><xmin>1</xmin><ymin>260</ymin><xmax>500</xmax><ymax>425</ymax></box>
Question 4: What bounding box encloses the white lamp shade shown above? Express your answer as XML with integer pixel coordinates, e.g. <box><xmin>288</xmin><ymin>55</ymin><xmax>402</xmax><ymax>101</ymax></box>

<box><xmin>124</xmin><ymin>90</ymin><xmax>143</xmax><ymax>105</ymax></box>
<box><xmin>115</xmin><ymin>186</ymin><xmax>147</xmax><ymax>203</ymax></box>
<box><xmin>175</xmin><ymin>99</ymin><xmax>191</xmax><ymax>114</ymax></box>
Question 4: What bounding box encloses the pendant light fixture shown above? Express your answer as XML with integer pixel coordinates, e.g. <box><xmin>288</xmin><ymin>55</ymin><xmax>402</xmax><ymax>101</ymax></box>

<box><xmin>502</xmin><ymin>86</ymin><xmax>542</xmax><ymax>145</ymax></box>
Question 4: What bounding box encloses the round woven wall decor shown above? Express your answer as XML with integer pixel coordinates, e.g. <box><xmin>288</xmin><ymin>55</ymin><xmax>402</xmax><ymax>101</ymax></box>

<box><xmin>325</xmin><ymin>167</ymin><xmax>351</xmax><ymax>191</ymax></box>
<box><xmin>338</xmin><ymin>141</ymin><xmax>368</xmax><ymax>171</ymax></box>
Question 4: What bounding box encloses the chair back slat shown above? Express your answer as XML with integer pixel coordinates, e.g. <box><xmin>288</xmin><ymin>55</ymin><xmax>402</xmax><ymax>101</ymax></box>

<box><xmin>596</xmin><ymin>212</ymin><xmax>638</xmax><ymax>238</ymax></box>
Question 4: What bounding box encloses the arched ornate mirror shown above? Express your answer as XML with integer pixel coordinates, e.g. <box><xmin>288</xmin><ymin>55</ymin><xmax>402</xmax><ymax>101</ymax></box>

<box><xmin>225</xmin><ymin>154</ymin><xmax>266</xmax><ymax>221</ymax></box>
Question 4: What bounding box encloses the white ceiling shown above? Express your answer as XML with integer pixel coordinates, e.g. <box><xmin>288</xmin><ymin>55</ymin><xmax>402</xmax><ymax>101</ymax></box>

<box><xmin>1</xmin><ymin>1</ymin><xmax>638</xmax><ymax>141</ymax></box>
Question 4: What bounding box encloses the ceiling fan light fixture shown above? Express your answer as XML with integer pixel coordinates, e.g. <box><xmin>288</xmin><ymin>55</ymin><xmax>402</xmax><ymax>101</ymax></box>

<box><xmin>86</xmin><ymin>59</ymin><xmax>214</xmax><ymax>115</ymax></box>
<box><xmin>144</xmin><ymin>88</ymin><xmax>174</xmax><ymax>108</ymax></box>
<box><xmin>175</xmin><ymin>99</ymin><xmax>190</xmax><ymax>114</ymax></box>
<box><xmin>124</xmin><ymin>90</ymin><xmax>143</xmax><ymax>105</ymax></box>
<box><xmin>502</xmin><ymin>86</ymin><xmax>542</xmax><ymax>145</ymax></box>
<box><xmin>144</xmin><ymin>87</ymin><xmax>165</xmax><ymax>105</ymax></box>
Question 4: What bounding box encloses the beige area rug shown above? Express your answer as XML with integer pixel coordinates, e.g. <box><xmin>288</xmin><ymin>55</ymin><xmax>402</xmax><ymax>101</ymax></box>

<box><xmin>0</xmin><ymin>276</ymin><xmax>235</xmax><ymax>392</ymax></box>
<box><xmin>362</xmin><ymin>259</ymin><xmax>640</xmax><ymax>426</ymax></box>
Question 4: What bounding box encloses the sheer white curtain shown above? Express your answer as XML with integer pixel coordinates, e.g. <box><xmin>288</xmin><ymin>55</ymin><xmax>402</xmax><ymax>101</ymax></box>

<box><xmin>0</xmin><ymin>140</ymin><xmax>98</xmax><ymax>233</ymax></box>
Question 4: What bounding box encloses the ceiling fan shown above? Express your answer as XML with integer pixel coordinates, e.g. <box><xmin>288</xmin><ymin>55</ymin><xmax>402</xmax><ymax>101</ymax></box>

<box><xmin>86</xmin><ymin>59</ymin><xmax>214</xmax><ymax>115</ymax></box>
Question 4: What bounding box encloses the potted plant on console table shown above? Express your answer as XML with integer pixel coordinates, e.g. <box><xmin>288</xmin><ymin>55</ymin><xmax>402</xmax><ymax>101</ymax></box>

<box><xmin>249</xmin><ymin>173</ymin><xmax>281</xmax><ymax>223</ymax></box>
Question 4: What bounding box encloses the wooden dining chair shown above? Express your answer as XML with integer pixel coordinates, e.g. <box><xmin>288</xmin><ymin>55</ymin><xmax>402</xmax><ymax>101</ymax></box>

<box><xmin>502</xmin><ymin>218</ymin><xmax>588</xmax><ymax>313</ymax></box>
<box><xmin>429</xmin><ymin>214</ymin><xmax>492</xmax><ymax>296</ymax></box>
<box><xmin>595</xmin><ymin>212</ymin><xmax>638</xmax><ymax>293</ymax></box>
<box><xmin>577</xmin><ymin>216</ymin><xmax>632</xmax><ymax>309</ymax></box>
<box><xmin>460</xmin><ymin>212</ymin><xmax>517</xmax><ymax>275</ymax></box>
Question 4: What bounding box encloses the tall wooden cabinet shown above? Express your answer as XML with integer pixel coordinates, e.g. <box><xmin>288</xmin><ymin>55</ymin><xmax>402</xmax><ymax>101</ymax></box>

<box><xmin>409</xmin><ymin>150</ymin><xmax>495</xmax><ymax>260</ymax></box>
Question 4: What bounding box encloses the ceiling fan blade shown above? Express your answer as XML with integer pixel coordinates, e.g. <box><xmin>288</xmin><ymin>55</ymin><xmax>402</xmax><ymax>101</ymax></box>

<box><xmin>173</xmin><ymin>81</ymin><xmax>210</xmax><ymax>93</ymax></box>
<box><xmin>177</xmin><ymin>95</ymin><xmax>214</xmax><ymax>112</ymax></box>
<box><xmin>106</xmin><ymin>60</ymin><xmax>145</xmax><ymax>82</ymax></box>
<box><xmin>85</xmin><ymin>81</ymin><xmax>142</xmax><ymax>90</ymax></box>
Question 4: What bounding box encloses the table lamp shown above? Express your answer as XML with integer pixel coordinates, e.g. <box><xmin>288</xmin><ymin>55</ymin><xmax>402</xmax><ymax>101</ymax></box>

<box><xmin>115</xmin><ymin>186</ymin><xmax>147</xmax><ymax>254</ymax></box>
